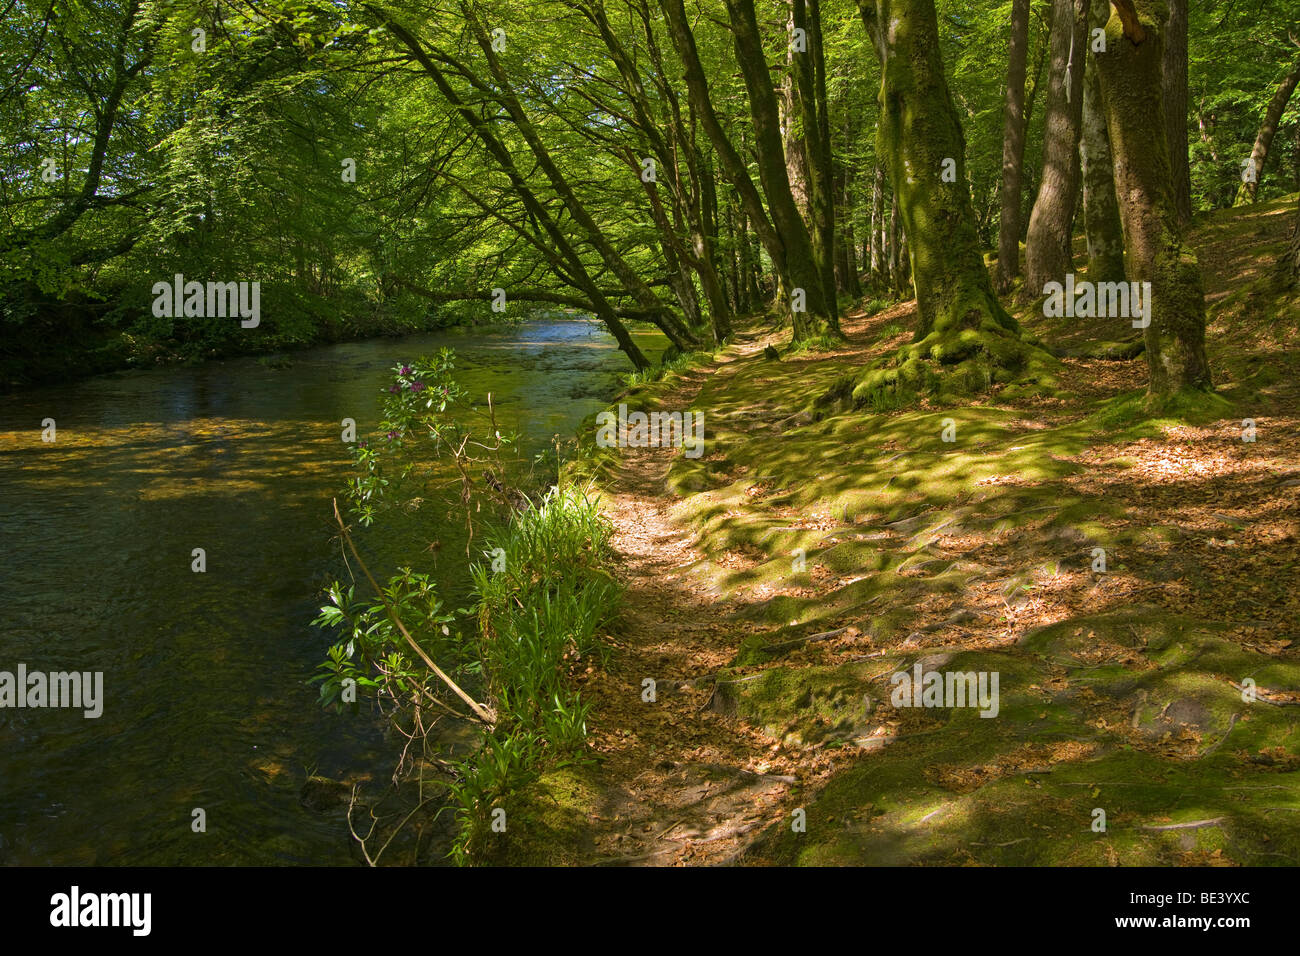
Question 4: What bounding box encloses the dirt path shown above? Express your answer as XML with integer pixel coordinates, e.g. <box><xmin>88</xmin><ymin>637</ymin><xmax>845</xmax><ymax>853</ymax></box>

<box><xmin>577</xmin><ymin>331</ymin><xmax>819</xmax><ymax>865</ymax></box>
<box><xmin>568</xmin><ymin>197</ymin><xmax>1300</xmax><ymax>866</ymax></box>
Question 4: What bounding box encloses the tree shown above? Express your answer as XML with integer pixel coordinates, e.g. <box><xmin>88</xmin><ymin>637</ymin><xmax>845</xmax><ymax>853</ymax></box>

<box><xmin>1</xmin><ymin>0</ymin><xmax>159</xmax><ymax>271</ymax></box>
<box><xmin>1235</xmin><ymin>50</ymin><xmax>1300</xmax><ymax>205</ymax></box>
<box><xmin>5</xmin><ymin>0</ymin><xmax>1284</xmax><ymax>392</ymax></box>
<box><xmin>789</xmin><ymin>0</ymin><xmax>839</xmax><ymax>314</ymax></box>
<box><xmin>660</xmin><ymin>0</ymin><xmax>838</xmax><ymax>342</ymax></box>
<box><xmin>1080</xmin><ymin>0</ymin><xmax>1125</xmax><ymax>283</ymax></box>
<box><xmin>576</xmin><ymin>0</ymin><xmax>734</xmax><ymax>345</ymax></box>
<box><xmin>724</xmin><ymin>0</ymin><xmax>839</xmax><ymax>339</ymax></box>
<box><xmin>850</xmin><ymin>0</ymin><xmax>1053</xmax><ymax>405</ymax></box>
<box><xmin>995</xmin><ymin>0</ymin><xmax>1032</xmax><ymax>293</ymax></box>
<box><xmin>1024</xmin><ymin>0</ymin><xmax>1089</xmax><ymax>294</ymax></box>
<box><xmin>371</xmin><ymin>5</ymin><xmax>664</xmax><ymax>368</ymax></box>
<box><xmin>1162</xmin><ymin>0</ymin><xmax>1193</xmax><ymax>223</ymax></box>
<box><xmin>1096</xmin><ymin>0</ymin><xmax>1212</xmax><ymax>397</ymax></box>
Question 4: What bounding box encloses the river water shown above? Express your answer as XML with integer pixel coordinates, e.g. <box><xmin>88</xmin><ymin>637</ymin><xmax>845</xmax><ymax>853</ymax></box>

<box><xmin>0</xmin><ymin>318</ymin><xmax>663</xmax><ymax>865</ymax></box>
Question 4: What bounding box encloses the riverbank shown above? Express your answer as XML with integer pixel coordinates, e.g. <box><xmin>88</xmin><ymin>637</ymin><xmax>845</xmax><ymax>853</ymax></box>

<box><xmin>0</xmin><ymin>302</ymin><xmax>581</xmax><ymax>393</ymax></box>
<box><xmin>498</xmin><ymin>196</ymin><xmax>1300</xmax><ymax>866</ymax></box>
<box><xmin>0</xmin><ymin>317</ymin><xmax>649</xmax><ymax>865</ymax></box>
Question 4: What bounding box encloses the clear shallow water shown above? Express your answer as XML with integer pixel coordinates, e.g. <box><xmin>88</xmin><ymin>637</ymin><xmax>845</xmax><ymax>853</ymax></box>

<box><xmin>0</xmin><ymin>318</ymin><xmax>664</xmax><ymax>864</ymax></box>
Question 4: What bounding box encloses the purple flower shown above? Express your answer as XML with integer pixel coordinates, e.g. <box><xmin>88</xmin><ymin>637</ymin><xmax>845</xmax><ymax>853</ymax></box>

<box><xmin>389</xmin><ymin>384</ymin><xmax>400</xmax><ymax>393</ymax></box>
<box><xmin>410</xmin><ymin>381</ymin><xmax>426</xmax><ymax>392</ymax></box>
<box><xmin>387</xmin><ymin>430</ymin><xmax>400</xmax><ymax>441</ymax></box>
<box><xmin>400</xmin><ymin>365</ymin><xmax>412</xmax><ymax>376</ymax></box>
<box><xmin>357</xmin><ymin>441</ymin><xmax>368</xmax><ymax>449</ymax></box>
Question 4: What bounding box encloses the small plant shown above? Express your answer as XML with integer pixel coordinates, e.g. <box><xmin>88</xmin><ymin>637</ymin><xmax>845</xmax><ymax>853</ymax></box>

<box><xmin>619</xmin><ymin>350</ymin><xmax>711</xmax><ymax>388</ymax></box>
<box><xmin>346</xmin><ymin>350</ymin><xmax>520</xmax><ymax>545</ymax></box>
<box><xmin>311</xmin><ymin>354</ymin><xmax>622</xmax><ymax>864</ymax></box>
<box><xmin>470</xmin><ymin>485</ymin><xmax>621</xmax><ymax>732</ymax></box>
<box><xmin>786</xmin><ymin>332</ymin><xmax>842</xmax><ymax>355</ymax></box>
<box><xmin>308</xmin><ymin>570</ymin><xmax>463</xmax><ymax>716</ymax></box>
<box><xmin>444</xmin><ymin>730</ymin><xmax>542</xmax><ymax>866</ymax></box>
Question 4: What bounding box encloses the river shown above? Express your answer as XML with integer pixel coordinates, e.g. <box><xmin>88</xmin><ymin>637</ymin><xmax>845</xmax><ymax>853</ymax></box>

<box><xmin>0</xmin><ymin>318</ymin><xmax>664</xmax><ymax>865</ymax></box>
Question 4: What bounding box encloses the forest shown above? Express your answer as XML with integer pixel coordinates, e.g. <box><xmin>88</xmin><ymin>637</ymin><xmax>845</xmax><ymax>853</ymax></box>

<box><xmin>1</xmin><ymin>0</ymin><xmax>1299</xmax><ymax>871</ymax></box>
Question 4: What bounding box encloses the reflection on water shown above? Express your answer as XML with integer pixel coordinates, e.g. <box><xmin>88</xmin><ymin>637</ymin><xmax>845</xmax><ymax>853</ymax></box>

<box><xmin>0</xmin><ymin>319</ymin><xmax>664</xmax><ymax>864</ymax></box>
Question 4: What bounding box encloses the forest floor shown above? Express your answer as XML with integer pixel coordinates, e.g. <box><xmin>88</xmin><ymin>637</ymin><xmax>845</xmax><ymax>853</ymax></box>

<box><xmin>515</xmin><ymin>195</ymin><xmax>1300</xmax><ymax>866</ymax></box>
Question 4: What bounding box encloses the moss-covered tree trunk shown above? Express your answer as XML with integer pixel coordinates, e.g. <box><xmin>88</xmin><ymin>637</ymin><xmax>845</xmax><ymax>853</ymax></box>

<box><xmin>1024</xmin><ymin>0</ymin><xmax>1089</xmax><ymax>293</ymax></box>
<box><xmin>1080</xmin><ymin>0</ymin><xmax>1126</xmax><ymax>283</ymax></box>
<box><xmin>870</xmin><ymin>163</ymin><xmax>885</xmax><ymax>283</ymax></box>
<box><xmin>852</xmin><ymin>0</ymin><xmax>1051</xmax><ymax>403</ymax></box>
<box><xmin>995</xmin><ymin>0</ymin><xmax>1031</xmax><ymax>293</ymax></box>
<box><xmin>1162</xmin><ymin>0</ymin><xmax>1193</xmax><ymax>223</ymax></box>
<box><xmin>781</xmin><ymin>0</ymin><xmax>812</xmax><ymax>219</ymax></box>
<box><xmin>1096</xmin><ymin>0</ymin><xmax>1212</xmax><ymax>397</ymax></box>
<box><xmin>1234</xmin><ymin>54</ymin><xmax>1300</xmax><ymax>206</ymax></box>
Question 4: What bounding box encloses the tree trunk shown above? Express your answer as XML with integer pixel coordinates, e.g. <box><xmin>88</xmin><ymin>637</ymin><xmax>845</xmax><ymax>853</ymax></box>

<box><xmin>722</xmin><ymin>194</ymin><xmax>741</xmax><ymax>312</ymax></box>
<box><xmin>791</xmin><ymin>0</ymin><xmax>839</xmax><ymax>312</ymax></box>
<box><xmin>635</xmin><ymin>160</ymin><xmax>706</xmax><ymax>333</ymax></box>
<box><xmin>1096</xmin><ymin>0</ymin><xmax>1212</xmax><ymax>396</ymax></box>
<box><xmin>1235</xmin><ymin>53</ymin><xmax>1300</xmax><ymax>205</ymax></box>
<box><xmin>379</xmin><ymin>11</ymin><xmax>653</xmax><ymax>369</ymax></box>
<box><xmin>1024</xmin><ymin>0</ymin><xmax>1089</xmax><ymax>294</ymax></box>
<box><xmin>1080</xmin><ymin>0</ymin><xmax>1125</xmax><ymax>283</ymax></box>
<box><xmin>1276</xmin><ymin>194</ymin><xmax>1300</xmax><ymax>291</ymax></box>
<box><xmin>662</xmin><ymin>0</ymin><xmax>833</xmax><ymax>338</ymax></box>
<box><xmin>840</xmin><ymin>155</ymin><xmax>864</xmax><ymax>297</ymax></box>
<box><xmin>661</xmin><ymin>0</ymin><xmax>789</xmax><ymax>310</ymax></box>
<box><xmin>870</xmin><ymin>163</ymin><xmax>884</xmax><ymax>281</ymax></box>
<box><xmin>693</xmin><ymin>151</ymin><xmax>733</xmax><ymax>342</ymax></box>
<box><xmin>995</xmin><ymin>0</ymin><xmax>1031</xmax><ymax>293</ymax></box>
<box><xmin>844</xmin><ymin>220</ymin><xmax>862</xmax><ymax>295</ymax></box>
<box><xmin>855</xmin><ymin>0</ymin><xmax>1052</xmax><ymax>403</ymax></box>
<box><xmin>896</xmin><ymin>224</ymin><xmax>911</xmax><ymax>294</ymax></box>
<box><xmin>1162</xmin><ymin>0</ymin><xmax>1192</xmax><ymax>223</ymax></box>
<box><xmin>834</xmin><ymin>157</ymin><xmax>849</xmax><ymax>291</ymax></box>
<box><xmin>737</xmin><ymin>204</ymin><xmax>761</xmax><ymax>310</ymax></box>
<box><xmin>725</xmin><ymin>0</ymin><xmax>838</xmax><ymax>338</ymax></box>
<box><xmin>781</xmin><ymin>2</ymin><xmax>812</xmax><ymax>219</ymax></box>
<box><xmin>888</xmin><ymin>192</ymin><xmax>901</xmax><ymax>290</ymax></box>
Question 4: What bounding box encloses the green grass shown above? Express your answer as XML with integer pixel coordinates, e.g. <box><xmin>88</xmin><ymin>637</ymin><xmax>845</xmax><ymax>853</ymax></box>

<box><xmin>619</xmin><ymin>349</ymin><xmax>713</xmax><ymax>388</ymax></box>
<box><xmin>451</xmin><ymin>484</ymin><xmax>622</xmax><ymax>863</ymax></box>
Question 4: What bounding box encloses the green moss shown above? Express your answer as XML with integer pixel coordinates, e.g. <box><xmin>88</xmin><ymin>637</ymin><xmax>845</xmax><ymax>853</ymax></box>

<box><xmin>483</xmin><ymin>763</ymin><xmax>603</xmax><ymax>866</ymax></box>
<box><xmin>713</xmin><ymin>662</ymin><xmax>881</xmax><ymax>747</ymax></box>
<box><xmin>568</xmin><ymin>278</ymin><xmax>1293</xmax><ymax>865</ymax></box>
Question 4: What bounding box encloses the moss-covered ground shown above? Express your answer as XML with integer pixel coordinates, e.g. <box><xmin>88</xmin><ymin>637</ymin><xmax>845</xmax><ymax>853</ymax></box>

<box><xmin>508</xmin><ymin>195</ymin><xmax>1299</xmax><ymax>866</ymax></box>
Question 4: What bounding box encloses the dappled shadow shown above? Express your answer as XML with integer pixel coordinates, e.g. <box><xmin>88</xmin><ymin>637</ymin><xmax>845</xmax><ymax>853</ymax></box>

<box><xmin>564</xmin><ymin>207</ymin><xmax>1300</xmax><ymax>864</ymax></box>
